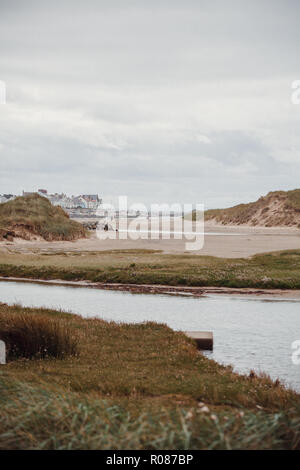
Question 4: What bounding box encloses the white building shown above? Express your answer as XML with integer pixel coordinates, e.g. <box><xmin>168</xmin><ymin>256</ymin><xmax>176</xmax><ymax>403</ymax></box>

<box><xmin>73</xmin><ymin>196</ymin><xmax>88</xmax><ymax>209</ymax></box>
<box><xmin>0</xmin><ymin>194</ymin><xmax>16</xmax><ymax>203</ymax></box>
<box><xmin>20</xmin><ymin>190</ymin><xmax>102</xmax><ymax>211</ymax></box>
<box><xmin>81</xmin><ymin>194</ymin><xmax>101</xmax><ymax>210</ymax></box>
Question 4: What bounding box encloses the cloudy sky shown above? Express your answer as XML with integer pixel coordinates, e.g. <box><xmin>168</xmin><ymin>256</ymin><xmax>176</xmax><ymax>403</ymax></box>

<box><xmin>0</xmin><ymin>0</ymin><xmax>300</xmax><ymax>208</ymax></box>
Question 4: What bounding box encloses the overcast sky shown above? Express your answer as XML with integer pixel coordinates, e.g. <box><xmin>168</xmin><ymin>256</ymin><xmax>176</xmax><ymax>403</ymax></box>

<box><xmin>0</xmin><ymin>0</ymin><xmax>300</xmax><ymax>208</ymax></box>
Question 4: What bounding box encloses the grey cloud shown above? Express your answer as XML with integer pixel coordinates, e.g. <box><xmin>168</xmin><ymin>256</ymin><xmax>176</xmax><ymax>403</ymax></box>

<box><xmin>0</xmin><ymin>0</ymin><xmax>300</xmax><ymax>208</ymax></box>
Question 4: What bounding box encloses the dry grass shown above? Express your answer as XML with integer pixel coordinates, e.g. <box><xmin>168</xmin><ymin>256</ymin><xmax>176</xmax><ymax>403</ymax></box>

<box><xmin>0</xmin><ymin>311</ymin><xmax>79</xmax><ymax>359</ymax></box>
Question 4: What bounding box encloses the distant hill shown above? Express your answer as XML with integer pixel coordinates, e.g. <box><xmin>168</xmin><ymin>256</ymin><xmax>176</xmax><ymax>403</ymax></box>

<box><xmin>0</xmin><ymin>194</ymin><xmax>86</xmax><ymax>241</ymax></box>
<box><xmin>193</xmin><ymin>190</ymin><xmax>300</xmax><ymax>227</ymax></box>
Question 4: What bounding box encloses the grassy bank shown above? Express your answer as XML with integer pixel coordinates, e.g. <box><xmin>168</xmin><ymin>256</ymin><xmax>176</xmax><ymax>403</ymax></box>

<box><xmin>0</xmin><ymin>303</ymin><xmax>299</xmax><ymax>450</ymax></box>
<box><xmin>0</xmin><ymin>249</ymin><xmax>299</xmax><ymax>289</ymax></box>
<box><xmin>0</xmin><ymin>194</ymin><xmax>86</xmax><ymax>241</ymax></box>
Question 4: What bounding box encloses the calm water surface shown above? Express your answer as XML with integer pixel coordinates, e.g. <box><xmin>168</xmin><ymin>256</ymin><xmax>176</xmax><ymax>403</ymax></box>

<box><xmin>0</xmin><ymin>280</ymin><xmax>299</xmax><ymax>391</ymax></box>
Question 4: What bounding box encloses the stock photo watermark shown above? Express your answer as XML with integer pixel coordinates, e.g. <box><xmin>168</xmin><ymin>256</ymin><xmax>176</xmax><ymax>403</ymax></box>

<box><xmin>0</xmin><ymin>81</ymin><xmax>6</xmax><ymax>104</ymax></box>
<box><xmin>291</xmin><ymin>80</ymin><xmax>300</xmax><ymax>104</ymax></box>
<box><xmin>95</xmin><ymin>196</ymin><xmax>204</xmax><ymax>251</ymax></box>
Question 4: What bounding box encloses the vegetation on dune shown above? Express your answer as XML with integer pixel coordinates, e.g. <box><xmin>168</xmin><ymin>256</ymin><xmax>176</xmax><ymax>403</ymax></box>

<box><xmin>285</xmin><ymin>189</ymin><xmax>300</xmax><ymax>212</ymax></box>
<box><xmin>0</xmin><ymin>194</ymin><xmax>86</xmax><ymax>241</ymax></box>
<box><xmin>0</xmin><ymin>303</ymin><xmax>299</xmax><ymax>450</ymax></box>
<box><xmin>189</xmin><ymin>189</ymin><xmax>300</xmax><ymax>227</ymax></box>
<box><xmin>0</xmin><ymin>249</ymin><xmax>299</xmax><ymax>289</ymax></box>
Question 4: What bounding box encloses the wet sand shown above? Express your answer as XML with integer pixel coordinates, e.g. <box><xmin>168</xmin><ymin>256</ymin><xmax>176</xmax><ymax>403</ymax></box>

<box><xmin>1</xmin><ymin>276</ymin><xmax>300</xmax><ymax>299</ymax></box>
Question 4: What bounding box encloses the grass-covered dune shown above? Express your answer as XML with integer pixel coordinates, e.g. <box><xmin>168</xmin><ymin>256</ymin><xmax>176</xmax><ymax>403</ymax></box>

<box><xmin>190</xmin><ymin>189</ymin><xmax>300</xmax><ymax>227</ymax></box>
<box><xmin>0</xmin><ymin>194</ymin><xmax>86</xmax><ymax>241</ymax></box>
<box><xmin>0</xmin><ymin>303</ymin><xmax>299</xmax><ymax>450</ymax></box>
<box><xmin>0</xmin><ymin>249</ymin><xmax>299</xmax><ymax>289</ymax></box>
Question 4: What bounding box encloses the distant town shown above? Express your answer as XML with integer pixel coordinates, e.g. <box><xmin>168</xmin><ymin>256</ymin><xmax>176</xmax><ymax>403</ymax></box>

<box><xmin>0</xmin><ymin>190</ymin><xmax>184</xmax><ymax>218</ymax></box>
<box><xmin>0</xmin><ymin>190</ymin><xmax>156</xmax><ymax>219</ymax></box>
<box><xmin>0</xmin><ymin>189</ymin><xmax>101</xmax><ymax>208</ymax></box>
<box><xmin>0</xmin><ymin>189</ymin><xmax>102</xmax><ymax>218</ymax></box>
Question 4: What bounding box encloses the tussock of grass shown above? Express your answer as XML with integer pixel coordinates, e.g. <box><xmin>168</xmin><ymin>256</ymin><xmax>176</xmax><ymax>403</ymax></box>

<box><xmin>0</xmin><ymin>311</ymin><xmax>79</xmax><ymax>359</ymax></box>
<box><xmin>0</xmin><ymin>194</ymin><xmax>86</xmax><ymax>241</ymax></box>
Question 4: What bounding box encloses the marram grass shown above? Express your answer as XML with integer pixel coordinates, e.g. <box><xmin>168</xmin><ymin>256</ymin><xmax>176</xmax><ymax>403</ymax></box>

<box><xmin>0</xmin><ymin>379</ymin><xmax>299</xmax><ymax>450</ymax></box>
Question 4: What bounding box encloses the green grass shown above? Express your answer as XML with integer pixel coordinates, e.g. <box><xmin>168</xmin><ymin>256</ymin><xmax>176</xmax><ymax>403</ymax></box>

<box><xmin>0</xmin><ymin>249</ymin><xmax>299</xmax><ymax>289</ymax></box>
<box><xmin>0</xmin><ymin>303</ymin><xmax>299</xmax><ymax>450</ymax></box>
<box><xmin>0</xmin><ymin>194</ymin><xmax>86</xmax><ymax>241</ymax></box>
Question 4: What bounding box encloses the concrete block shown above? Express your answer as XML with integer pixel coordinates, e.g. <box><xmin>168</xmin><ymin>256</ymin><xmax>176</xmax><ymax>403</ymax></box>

<box><xmin>185</xmin><ymin>331</ymin><xmax>213</xmax><ymax>351</ymax></box>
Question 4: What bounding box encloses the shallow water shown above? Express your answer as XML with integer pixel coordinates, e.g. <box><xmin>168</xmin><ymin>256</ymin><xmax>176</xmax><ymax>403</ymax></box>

<box><xmin>0</xmin><ymin>280</ymin><xmax>300</xmax><ymax>391</ymax></box>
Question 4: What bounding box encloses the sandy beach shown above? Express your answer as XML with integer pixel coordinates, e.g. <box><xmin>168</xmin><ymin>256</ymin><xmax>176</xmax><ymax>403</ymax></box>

<box><xmin>1</xmin><ymin>223</ymin><xmax>299</xmax><ymax>258</ymax></box>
